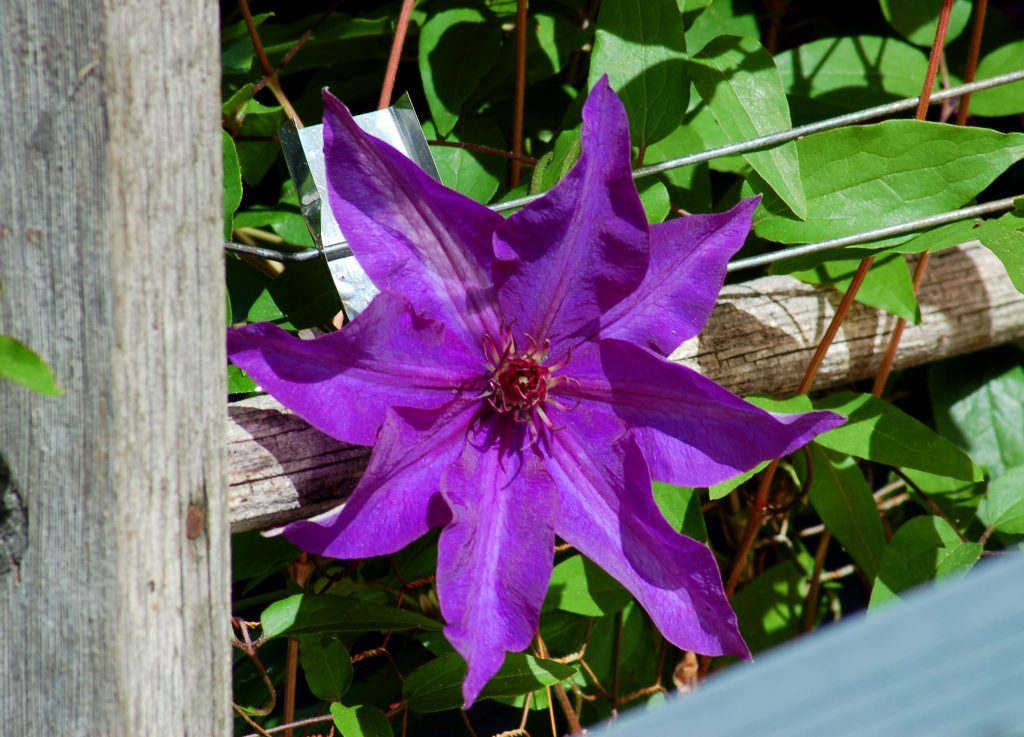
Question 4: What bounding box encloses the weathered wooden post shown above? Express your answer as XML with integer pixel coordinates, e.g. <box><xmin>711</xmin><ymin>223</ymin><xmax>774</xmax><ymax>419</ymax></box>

<box><xmin>0</xmin><ymin>2</ymin><xmax>230</xmax><ymax>734</ymax></box>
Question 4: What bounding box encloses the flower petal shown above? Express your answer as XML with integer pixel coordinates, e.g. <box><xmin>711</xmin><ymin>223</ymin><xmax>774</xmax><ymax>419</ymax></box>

<box><xmin>323</xmin><ymin>91</ymin><xmax>504</xmax><ymax>344</ymax></box>
<box><xmin>547</xmin><ymin>425</ymin><xmax>749</xmax><ymax>657</ymax></box>
<box><xmin>561</xmin><ymin>339</ymin><xmax>845</xmax><ymax>487</ymax></box>
<box><xmin>280</xmin><ymin>401</ymin><xmax>477</xmax><ymax>558</ymax></box>
<box><xmin>599</xmin><ymin>198</ymin><xmax>760</xmax><ymax>354</ymax></box>
<box><xmin>437</xmin><ymin>422</ymin><xmax>558</xmax><ymax>706</ymax></box>
<box><xmin>493</xmin><ymin>76</ymin><xmax>648</xmax><ymax>348</ymax></box>
<box><xmin>227</xmin><ymin>292</ymin><xmax>483</xmax><ymax>446</ymax></box>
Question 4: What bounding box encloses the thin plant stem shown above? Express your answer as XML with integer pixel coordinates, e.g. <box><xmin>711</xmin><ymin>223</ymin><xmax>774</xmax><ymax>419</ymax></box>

<box><xmin>379</xmin><ymin>0</ymin><xmax>417</xmax><ymax>109</ymax></box>
<box><xmin>428</xmin><ymin>139</ymin><xmax>539</xmax><ymax>165</ymax></box>
<box><xmin>535</xmin><ymin>629</ymin><xmax>583</xmax><ymax>735</ymax></box>
<box><xmin>459</xmin><ymin>709</ymin><xmax>480</xmax><ymax>737</ymax></box>
<box><xmin>872</xmin><ymin>0</ymin><xmax>981</xmax><ymax>397</ymax></box>
<box><xmin>801</xmin><ymin>530</ymin><xmax>831</xmax><ymax>633</ymax></box>
<box><xmin>240</xmin><ymin>714</ymin><xmax>335</xmax><ymax>737</ymax></box>
<box><xmin>510</xmin><ymin>0</ymin><xmax>529</xmax><ymax>187</ymax></box>
<box><xmin>238</xmin><ymin>0</ymin><xmax>303</xmax><ymax>125</ymax></box>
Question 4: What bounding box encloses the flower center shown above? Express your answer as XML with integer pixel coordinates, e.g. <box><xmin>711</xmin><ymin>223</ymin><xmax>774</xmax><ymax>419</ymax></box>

<box><xmin>482</xmin><ymin>329</ymin><xmax>572</xmax><ymax>432</ymax></box>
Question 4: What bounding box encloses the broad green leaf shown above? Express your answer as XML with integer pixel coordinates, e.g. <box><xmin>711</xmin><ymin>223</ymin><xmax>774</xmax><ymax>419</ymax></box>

<box><xmin>808</xmin><ymin>445</ymin><xmax>886</xmax><ymax>580</ymax></box>
<box><xmin>221</xmin><ymin>13</ymin><xmax>273</xmax><ymax>74</ymax></box>
<box><xmin>643</xmin><ymin>121</ymin><xmax>712</xmax><ymax>213</ymax></box>
<box><xmin>530</xmin><ymin>126</ymin><xmax>581</xmax><ymax>195</ymax></box>
<box><xmin>970</xmin><ymin>40</ymin><xmax>1024</xmax><ymax>117</ymax></box>
<box><xmin>652</xmin><ymin>482</ymin><xmax>707</xmax><ymax>540</ymax></box>
<box><xmin>330</xmin><ymin>703</ymin><xmax>393</xmax><ymax>737</ymax></box>
<box><xmin>747</xmin><ymin>394</ymin><xmax>814</xmax><ymax>414</ymax></box>
<box><xmin>779</xmin><ymin>251</ymin><xmax>919</xmax><ymax>323</ymax></box>
<box><xmin>231</xmin><ymin>531</ymin><xmax>299</xmax><ymax>583</ymax></box>
<box><xmin>883</xmin><ymin>219</ymin><xmax>979</xmax><ymax>254</ymax></box>
<box><xmin>869</xmin><ymin>516</ymin><xmax>982</xmax><ymax>608</ymax></box>
<box><xmin>638</xmin><ymin>180</ymin><xmax>670</xmax><ymax>223</ymax></box>
<box><xmin>928</xmin><ymin>346</ymin><xmax>1024</xmax><ymax>478</ymax></box>
<box><xmin>544</xmin><ymin>554</ymin><xmax>630</xmax><ymax>616</ymax></box>
<box><xmin>748</xmin><ymin>121</ymin><xmax>1024</xmax><ymax>244</ymax></box>
<box><xmin>403</xmin><ymin>653</ymin><xmax>575</xmax><ymax>712</ymax></box>
<box><xmin>683</xmin><ymin>100</ymin><xmax>749</xmax><ymax>174</ymax></box>
<box><xmin>588</xmin><ymin>0</ymin><xmax>689</xmax><ymax>150</ymax></box>
<box><xmin>776</xmin><ymin>36</ymin><xmax>931</xmax><ymax>124</ymax></box>
<box><xmin>732</xmin><ymin>557</ymin><xmax>810</xmax><ymax>653</ymax></box>
<box><xmin>222</xmin><ymin>130</ymin><xmax>242</xmax><ymax>240</ymax></box>
<box><xmin>300</xmin><ymin>635</ymin><xmax>353</xmax><ymax>702</ymax></box>
<box><xmin>425</xmin><ymin>118</ymin><xmax>506</xmax><ymax>204</ymax></box>
<box><xmin>690</xmin><ymin>36</ymin><xmax>806</xmax><ymax>219</ymax></box>
<box><xmin>684</xmin><ymin>0</ymin><xmax>758</xmax><ymax>54</ymax></box>
<box><xmin>977</xmin><ymin>219</ymin><xmax>1024</xmax><ymax>294</ymax></box>
<box><xmin>233</xmin><ymin>207</ymin><xmax>314</xmax><ymax>248</ymax></box>
<box><xmin>236</xmin><ymin>99</ymin><xmax>285</xmax><ymax>186</ymax></box>
<box><xmin>813</xmin><ymin>392</ymin><xmax>983</xmax><ymax>482</ymax></box>
<box><xmin>879</xmin><ymin>0</ymin><xmax>971</xmax><ymax>47</ymax></box>
<box><xmin>977</xmin><ymin>465</ymin><xmax>1024</xmax><ymax>535</ymax></box>
<box><xmin>225</xmin><ymin>257</ymin><xmax>284</xmax><ymax>325</ymax></box>
<box><xmin>0</xmin><ymin>336</ymin><xmax>62</xmax><ymax>396</ymax></box>
<box><xmin>418</xmin><ymin>5</ymin><xmax>502</xmax><ymax>136</ymax></box>
<box><xmin>222</xmin><ymin>83</ymin><xmax>255</xmax><ymax>119</ymax></box>
<box><xmin>227</xmin><ymin>364</ymin><xmax>256</xmax><ymax>395</ymax></box>
<box><xmin>260</xmin><ymin>593</ymin><xmax>441</xmax><ymax>639</ymax></box>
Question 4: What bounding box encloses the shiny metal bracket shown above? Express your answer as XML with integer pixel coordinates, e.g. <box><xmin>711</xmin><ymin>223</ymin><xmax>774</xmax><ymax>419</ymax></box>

<box><xmin>278</xmin><ymin>92</ymin><xmax>439</xmax><ymax>318</ymax></box>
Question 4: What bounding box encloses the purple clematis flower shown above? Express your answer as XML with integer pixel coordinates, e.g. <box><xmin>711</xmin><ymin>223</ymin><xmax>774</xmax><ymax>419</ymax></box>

<box><xmin>228</xmin><ymin>78</ymin><xmax>844</xmax><ymax>705</ymax></box>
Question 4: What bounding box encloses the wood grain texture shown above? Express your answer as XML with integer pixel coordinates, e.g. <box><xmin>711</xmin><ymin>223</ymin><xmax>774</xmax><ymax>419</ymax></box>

<box><xmin>0</xmin><ymin>2</ymin><xmax>229</xmax><ymax>734</ymax></box>
<box><xmin>227</xmin><ymin>242</ymin><xmax>1024</xmax><ymax>532</ymax></box>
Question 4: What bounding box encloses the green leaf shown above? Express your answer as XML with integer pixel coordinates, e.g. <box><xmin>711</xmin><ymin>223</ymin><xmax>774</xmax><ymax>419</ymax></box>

<box><xmin>780</xmin><ymin>251</ymin><xmax>919</xmax><ymax>323</ymax></box>
<box><xmin>869</xmin><ymin>516</ymin><xmax>982</xmax><ymax>608</ymax></box>
<box><xmin>222</xmin><ymin>130</ymin><xmax>242</xmax><ymax>240</ymax></box>
<box><xmin>330</xmin><ymin>703</ymin><xmax>393</xmax><ymax>737</ymax></box>
<box><xmin>775</xmin><ymin>36</ymin><xmax>931</xmax><ymax>123</ymax></box>
<box><xmin>747</xmin><ymin>121</ymin><xmax>1024</xmax><ymax>244</ymax></box>
<box><xmin>970</xmin><ymin>40</ymin><xmax>1024</xmax><ymax>117</ymax></box>
<box><xmin>225</xmin><ymin>257</ymin><xmax>284</xmax><ymax>325</ymax></box>
<box><xmin>977</xmin><ymin>218</ymin><xmax>1024</xmax><ymax>295</ymax></box>
<box><xmin>928</xmin><ymin>346</ymin><xmax>1024</xmax><ymax>478</ymax></box>
<box><xmin>808</xmin><ymin>445</ymin><xmax>886</xmax><ymax>580</ymax></box>
<box><xmin>684</xmin><ymin>0</ymin><xmax>758</xmax><ymax>55</ymax></box>
<box><xmin>236</xmin><ymin>99</ymin><xmax>285</xmax><ymax>186</ymax></box>
<box><xmin>301</xmin><ymin>635</ymin><xmax>353</xmax><ymax>702</ymax></box>
<box><xmin>0</xmin><ymin>336</ymin><xmax>62</xmax><ymax>396</ymax></box>
<box><xmin>879</xmin><ymin>0</ymin><xmax>971</xmax><ymax>47</ymax></box>
<box><xmin>530</xmin><ymin>126</ymin><xmax>581</xmax><ymax>195</ymax></box>
<box><xmin>707</xmin><ymin>460</ymin><xmax>767</xmax><ymax>500</ymax></box>
<box><xmin>221</xmin><ymin>13</ymin><xmax>272</xmax><ymax>74</ymax></box>
<box><xmin>638</xmin><ymin>179</ymin><xmax>670</xmax><ymax>223</ymax></box>
<box><xmin>260</xmin><ymin>594</ymin><xmax>441</xmax><ymax>639</ymax></box>
<box><xmin>425</xmin><ymin>118</ymin><xmax>506</xmax><ymax>204</ymax></box>
<box><xmin>227</xmin><ymin>364</ymin><xmax>256</xmax><ymax>395</ymax></box>
<box><xmin>231</xmin><ymin>531</ymin><xmax>299</xmax><ymax>583</ymax></box>
<box><xmin>418</xmin><ymin>4</ymin><xmax>502</xmax><ymax>136</ymax></box>
<box><xmin>233</xmin><ymin>207</ymin><xmax>315</xmax><ymax>248</ymax></box>
<box><xmin>643</xmin><ymin>122</ymin><xmax>711</xmax><ymax>213</ymax></box>
<box><xmin>588</xmin><ymin>0</ymin><xmax>689</xmax><ymax>150</ymax></box>
<box><xmin>813</xmin><ymin>392</ymin><xmax>983</xmax><ymax>482</ymax></box>
<box><xmin>403</xmin><ymin>653</ymin><xmax>575</xmax><ymax>712</ymax></box>
<box><xmin>652</xmin><ymin>482</ymin><xmax>707</xmax><ymax>540</ymax></box>
<box><xmin>690</xmin><ymin>36</ymin><xmax>806</xmax><ymax>219</ymax></box>
<box><xmin>544</xmin><ymin>554</ymin><xmax>631</xmax><ymax>616</ymax></box>
<box><xmin>977</xmin><ymin>465</ymin><xmax>1024</xmax><ymax>535</ymax></box>
<box><xmin>731</xmin><ymin>557</ymin><xmax>809</xmax><ymax>653</ymax></box>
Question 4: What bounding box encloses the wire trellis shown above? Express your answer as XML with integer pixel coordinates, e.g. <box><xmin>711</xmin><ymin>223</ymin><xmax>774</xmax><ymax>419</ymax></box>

<box><xmin>223</xmin><ymin>68</ymin><xmax>1024</xmax><ymax>270</ymax></box>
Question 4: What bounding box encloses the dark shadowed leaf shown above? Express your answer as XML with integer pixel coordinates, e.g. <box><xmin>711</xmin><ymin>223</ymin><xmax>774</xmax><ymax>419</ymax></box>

<box><xmin>301</xmin><ymin>635</ymin><xmax>354</xmax><ymax>702</ymax></box>
<box><xmin>879</xmin><ymin>0</ymin><xmax>971</xmax><ymax>47</ymax></box>
<box><xmin>652</xmin><ymin>482</ymin><xmax>708</xmax><ymax>541</ymax></box>
<box><xmin>425</xmin><ymin>118</ymin><xmax>506</xmax><ymax>204</ymax></box>
<box><xmin>732</xmin><ymin>557</ymin><xmax>810</xmax><ymax>653</ymax></box>
<box><xmin>222</xmin><ymin>130</ymin><xmax>242</xmax><ymax>240</ymax></box>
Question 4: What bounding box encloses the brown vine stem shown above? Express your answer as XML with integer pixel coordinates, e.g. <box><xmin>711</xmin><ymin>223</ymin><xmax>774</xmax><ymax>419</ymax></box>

<box><xmin>238</xmin><ymin>0</ymin><xmax>303</xmax><ymax>126</ymax></box>
<box><xmin>428</xmin><ymin>139</ymin><xmax>539</xmax><ymax>165</ymax></box>
<box><xmin>379</xmin><ymin>0</ymin><xmax>417</xmax><ymax>110</ymax></box>
<box><xmin>253</xmin><ymin>2</ymin><xmax>342</xmax><ymax>95</ymax></box>
<box><xmin>800</xmin><ymin>530</ymin><xmax>831</xmax><ymax>633</ymax></box>
<box><xmin>510</xmin><ymin>0</ymin><xmax>529</xmax><ymax>187</ymax></box>
<box><xmin>872</xmin><ymin>0</ymin><xmax>986</xmax><ymax>397</ymax></box>
<box><xmin>535</xmin><ymin>629</ymin><xmax>583</xmax><ymax>735</ymax></box>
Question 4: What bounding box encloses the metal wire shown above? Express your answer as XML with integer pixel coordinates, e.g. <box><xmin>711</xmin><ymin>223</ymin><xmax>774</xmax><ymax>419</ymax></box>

<box><xmin>223</xmin><ymin>68</ymin><xmax>1024</xmax><ymax>266</ymax></box>
<box><xmin>726</xmin><ymin>195</ymin><xmax>1021</xmax><ymax>273</ymax></box>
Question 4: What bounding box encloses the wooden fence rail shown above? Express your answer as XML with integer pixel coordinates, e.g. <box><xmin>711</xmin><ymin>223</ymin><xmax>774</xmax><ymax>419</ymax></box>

<box><xmin>228</xmin><ymin>241</ymin><xmax>1024</xmax><ymax>532</ymax></box>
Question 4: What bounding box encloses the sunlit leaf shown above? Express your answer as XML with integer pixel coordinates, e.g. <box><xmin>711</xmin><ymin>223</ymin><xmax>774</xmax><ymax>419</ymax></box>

<box><xmin>330</xmin><ymin>703</ymin><xmax>393</xmax><ymax>737</ymax></box>
<box><xmin>977</xmin><ymin>465</ymin><xmax>1024</xmax><ymax>535</ymax></box>
<box><xmin>0</xmin><ymin>336</ymin><xmax>62</xmax><ymax>396</ymax></box>
<box><xmin>879</xmin><ymin>0</ymin><xmax>971</xmax><ymax>47</ymax></box>
<box><xmin>544</xmin><ymin>554</ymin><xmax>631</xmax><ymax>616</ymax></box>
<box><xmin>261</xmin><ymin>593</ymin><xmax>441</xmax><ymax>639</ymax></box>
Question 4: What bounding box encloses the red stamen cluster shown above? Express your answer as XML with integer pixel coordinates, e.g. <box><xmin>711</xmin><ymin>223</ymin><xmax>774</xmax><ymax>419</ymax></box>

<box><xmin>483</xmin><ymin>328</ymin><xmax>572</xmax><ymax>434</ymax></box>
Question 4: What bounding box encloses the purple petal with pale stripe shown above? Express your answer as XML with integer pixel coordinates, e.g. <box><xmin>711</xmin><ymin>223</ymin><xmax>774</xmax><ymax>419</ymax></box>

<box><xmin>323</xmin><ymin>91</ymin><xmax>503</xmax><ymax>345</ymax></box>
<box><xmin>560</xmin><ymin>339</ymin><xmax>845</xmax><ymax>487</ymax></box>
<box><xmin>281</xmin><ymin>401</ymin><xmax>476</xmax><ymax>558</ymax></box>
<box><xmin>227</xmin><ymin>292</ymin><xmax>483</xmax><ymax>446</ymax></box>
<box><xmin>547</xmin><ymin>425</ymin><xmax>748</xmax><ymax>657</ymax></box>
<box><xmin>493</xmin><ymin>76</ymin><xmax>648</xmax><ymax>348</ymax></box>
<box><xmin>437</xmin><ymin>421</ymin><xmax>558</xmax><ymax>706</ymax></box>
<box><xmin>599</xmin><ymin>198</ymin><xmax>760</xmax><ymax>354</ymax></box>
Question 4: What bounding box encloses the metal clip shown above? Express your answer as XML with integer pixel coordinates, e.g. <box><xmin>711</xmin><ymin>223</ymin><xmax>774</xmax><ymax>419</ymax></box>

<box><xmin>278</xmin><ymin>92</ymin><xmax>439</xmax><ymax>319</ymax></box>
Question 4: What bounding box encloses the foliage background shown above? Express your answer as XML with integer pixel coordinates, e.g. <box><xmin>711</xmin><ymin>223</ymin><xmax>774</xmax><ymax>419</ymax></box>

<box><xmin>219</xmin><ymin>1</ymin><xmax>1024</xmax><ymax>736</ymax></box>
